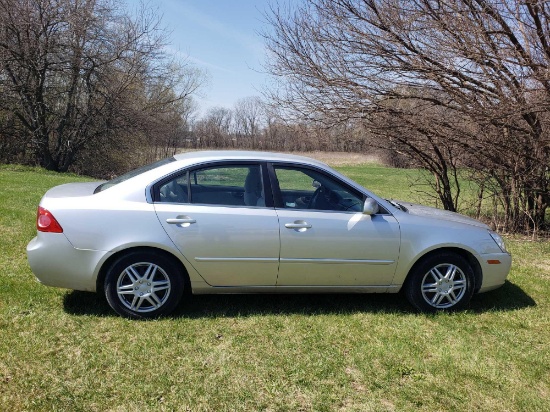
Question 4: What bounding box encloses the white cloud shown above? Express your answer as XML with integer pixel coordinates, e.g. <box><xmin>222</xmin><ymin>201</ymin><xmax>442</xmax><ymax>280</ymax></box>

<box><xmin>164</xmin><ymin>46</ymin><xmax>237</xmax><ymax>74</ymax></box>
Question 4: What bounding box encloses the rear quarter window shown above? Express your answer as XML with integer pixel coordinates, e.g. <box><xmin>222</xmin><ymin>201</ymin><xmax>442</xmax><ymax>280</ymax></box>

<box><xmin>94</xmin><ymin>157</ymin><xmax>176</xmax><ymax>193</ymax></box>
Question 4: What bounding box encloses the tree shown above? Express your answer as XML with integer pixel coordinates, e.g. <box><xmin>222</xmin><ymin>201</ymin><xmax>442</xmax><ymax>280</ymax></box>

<box><xmin>0</xmin><ymin>0</ymin><xmax>203</xmax><ymax>172</ymax></box>
<box><xmin>193</xmin><ymin>107</ymin><xmax>233</xmax><ymax>148</ymax></box>
<box><xmin>265</xmin><ymin>0</ymin><xmax>550</xmax><ymax>231</ymax></box>
<box><xmin>234</xmin><ymin>96</ymin><xmax>265</xmax><ymax>149</ymax></box>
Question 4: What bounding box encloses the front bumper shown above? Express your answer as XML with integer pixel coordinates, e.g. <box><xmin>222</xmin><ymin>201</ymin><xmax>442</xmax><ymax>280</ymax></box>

<box><xmin>477</xmin><ymin>252</ymin><xmax>512</xmax><ymax>293</ymax></box>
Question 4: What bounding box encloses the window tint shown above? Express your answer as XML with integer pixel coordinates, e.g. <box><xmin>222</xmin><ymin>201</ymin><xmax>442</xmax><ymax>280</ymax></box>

<box><xmin>159</xmin><ymin>173</ymin><xmax>188</xmax><ymax>203</ymax></box>
<box><xmin>191</xmin><ymin>167</ymin><xmax>249</xmax><ymax>188</ymax></box>
<box><xmin>275</xmin><ymin>168</ymin><xmax>316</xmax><ymax>191</ymax></box>
<box><xmin>159</xmin><ymin>164</ymin><xmax>265</xmax><ymax>207</ymax></box>
<box><xmin>274</xmin><ymin>166</ymin><xmax>363</xmax><ymax>212</ymax></box>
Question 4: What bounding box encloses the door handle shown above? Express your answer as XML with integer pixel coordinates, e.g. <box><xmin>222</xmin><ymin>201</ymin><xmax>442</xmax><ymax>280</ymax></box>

<box><xmin>285</xmin><ymin>221</ymin><xmax>312</xmax><ymax>231</ymax></box>
<box><xmin>285</xmin><ymin>223</ymin><xmax>312</xmax><ymax>229</ymax></box>
<box><xmin>166</xmin><ymin>217</ymin><xmax>196</xmax><ymax>225</ymax></box>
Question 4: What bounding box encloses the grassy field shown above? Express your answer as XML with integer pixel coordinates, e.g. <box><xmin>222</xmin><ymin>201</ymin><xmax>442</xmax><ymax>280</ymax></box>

<box><xmin>0</xmin><ymin>163</ymin><xmax>548</xmax><ymax>411</ymax></box>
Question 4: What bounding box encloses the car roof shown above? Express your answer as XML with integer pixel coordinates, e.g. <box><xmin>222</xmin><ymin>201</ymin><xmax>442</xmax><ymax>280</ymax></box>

<box><xmin>173</xmin><ymin>150</ymin><xmax>329</xmax><ymax>168</ymax></box>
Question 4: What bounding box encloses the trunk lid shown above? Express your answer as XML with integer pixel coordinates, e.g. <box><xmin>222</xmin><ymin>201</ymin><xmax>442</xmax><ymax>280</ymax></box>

<box><xmin>42</xmin><ymin>182</ymin><xmax>103</xmax><ymax>199</ymax></box>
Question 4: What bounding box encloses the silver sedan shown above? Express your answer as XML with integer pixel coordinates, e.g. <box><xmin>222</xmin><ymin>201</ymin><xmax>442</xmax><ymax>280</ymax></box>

<box><xmin>27</xmin><ymin>151</ymin><xmax>511</xmax><ymax>318</ymax></box>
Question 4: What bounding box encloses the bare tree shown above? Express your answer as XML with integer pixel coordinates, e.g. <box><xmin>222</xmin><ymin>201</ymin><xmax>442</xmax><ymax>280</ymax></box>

<box><xmin>234</xmin><ymin>96</ymin><xmax>265</xmax><ymax>149</ymax></box>
<box><xmin>0</xmin><ymin>0</ymin><xmax>203</xmax><ymax>172</ymax></box>
<box><xmin>193</xmin><ymin>107</ymin><xmax>233</xmax><ymax>148</ymax></box>
<box><xmin>265</xmin><ymin>0</ymin><xmax>550</xmax><ymax>231</ymax></box>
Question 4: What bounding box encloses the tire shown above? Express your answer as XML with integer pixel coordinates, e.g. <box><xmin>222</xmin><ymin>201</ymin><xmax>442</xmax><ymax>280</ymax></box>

<box><xmin>404</xmin><ymin>252</ymin><xmax>475</xmax><ymax>313</ymax></box>
<box><xmin>104</xmin><ymin>250</ymin><xmax>184</xmax><ymax>319</ymax></box>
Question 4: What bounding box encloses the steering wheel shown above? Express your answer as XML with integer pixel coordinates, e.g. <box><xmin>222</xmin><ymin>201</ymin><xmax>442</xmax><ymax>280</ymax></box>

<box><xmin>307</xmin><ymin>186</ymin><xmax>323</xmax><ymax>209</ymax></box>
<box><xmin>308</xmin><ymin>186</ymin><xmax>335</xmax><ymax>210</ymax></box>
<box><xmin>343</xmin><ymin>200</ymin><xmax>362</xmax><ymax>211</ymax></box>
<box><xmin>308</xmin><ymin>186</ymin><xmax>361</xmax><ymax>211</ymax></box>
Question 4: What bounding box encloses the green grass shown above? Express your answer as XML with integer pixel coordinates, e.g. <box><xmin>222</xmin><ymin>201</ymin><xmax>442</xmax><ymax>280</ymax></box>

<box><xmin>336</xmin><ymin>164</ymin><xmax>421</xmax><ymax>201</ymax></box>
<box><xmin>0</xmin><ymin>163</ymin><xmax>549</xmax><ymax>411</ymax></box>
<box><xmin>337</xmin><ymin>164</ymin><xmax>475</xmax><ymax>209</ymax></box>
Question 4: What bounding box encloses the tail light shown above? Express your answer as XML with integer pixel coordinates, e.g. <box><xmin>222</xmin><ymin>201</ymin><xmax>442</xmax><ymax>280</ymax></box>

<box><xmin>37</xmin><ymin>206</ymin><xmax>63</xmax><ymax>233</ymax></box>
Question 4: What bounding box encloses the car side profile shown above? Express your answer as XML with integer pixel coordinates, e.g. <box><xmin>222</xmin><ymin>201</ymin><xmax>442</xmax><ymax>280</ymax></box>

<box><xmin>27</xmin><ymin>151</ymin><xmax>511</xmax><ymax>318</ymax></box>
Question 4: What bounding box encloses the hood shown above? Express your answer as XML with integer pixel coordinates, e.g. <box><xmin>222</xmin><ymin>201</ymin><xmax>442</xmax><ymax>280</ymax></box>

<box><xmin>395</xmin><ymin>201</ymin><xmax>489</xmax><ymax>229</ymax></box>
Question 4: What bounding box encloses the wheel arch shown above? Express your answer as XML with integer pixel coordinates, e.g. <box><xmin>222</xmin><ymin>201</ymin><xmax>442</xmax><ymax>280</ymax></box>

<box><xmin>403</xmin><ymin>247</ymin><xmax>482</xmax><ymax>293</ymax></box>
<box><xmin>96</xmin><ymin>246</ymin><xmax>191</xmax><ymax>296</ymax></box>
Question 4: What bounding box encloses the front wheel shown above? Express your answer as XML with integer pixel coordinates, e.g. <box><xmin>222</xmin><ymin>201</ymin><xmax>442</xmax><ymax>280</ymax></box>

<box><xmin>104</xmin><ymin>250</ymin><xmax>184</xmax><ymax>319</ymax></box>
<box><xmin>404</xmin><ymin>252</ymin><xmax>475</xmax><ymax>312</ymax></box>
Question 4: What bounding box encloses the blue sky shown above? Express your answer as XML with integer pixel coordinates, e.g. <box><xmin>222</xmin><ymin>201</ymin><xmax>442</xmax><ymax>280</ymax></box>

<box><xmin>126</xmin><ymin>0</ymin><xmax>273</xmax><ymax>114</ymax></box>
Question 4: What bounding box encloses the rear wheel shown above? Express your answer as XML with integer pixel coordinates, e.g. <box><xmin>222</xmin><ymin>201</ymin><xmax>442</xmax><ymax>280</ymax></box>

<box><xmin>405</xmin><ymin>252</ymin><xmax>475</xmax><ymax>312</ymax></box>
<box><xmin>104</xmin><ymin>250</ymin><xmax>184</xmax><ymax>319</ymax></box>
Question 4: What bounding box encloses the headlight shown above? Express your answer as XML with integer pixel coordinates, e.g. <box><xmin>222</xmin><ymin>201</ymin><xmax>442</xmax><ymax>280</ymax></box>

<box><xmin>489</xmin><ymin>231</ymin><xmax>508</xmax><ymax>253</ymax></box>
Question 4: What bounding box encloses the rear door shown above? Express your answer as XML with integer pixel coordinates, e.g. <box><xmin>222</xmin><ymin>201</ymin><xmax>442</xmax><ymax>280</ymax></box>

<box><xmin>154</xmin><ymin>162</ymin><xmax>280</xmax><ymax>286</ymax></box>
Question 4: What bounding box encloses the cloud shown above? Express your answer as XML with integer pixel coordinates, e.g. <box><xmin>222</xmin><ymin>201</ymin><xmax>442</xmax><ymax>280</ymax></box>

<box><xmin>163</xmin><ymin>46</ymin><xmax>237</xmax><ymax>74</ymax></box>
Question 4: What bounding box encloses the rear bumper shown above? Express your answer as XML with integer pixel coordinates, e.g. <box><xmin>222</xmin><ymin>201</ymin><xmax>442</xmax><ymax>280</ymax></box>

<box><xmin>27</xmin><ymin>233</ymin><xmax>109</xmax><ymax>292</ymax></box>
<box><xmin>477</xmin><ymin>252</ymin><xmax>512</xmax><ymax>293</ymax></box>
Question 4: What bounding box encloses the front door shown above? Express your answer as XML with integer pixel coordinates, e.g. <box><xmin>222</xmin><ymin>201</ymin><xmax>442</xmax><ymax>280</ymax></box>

<box><xmin>272</xmin><ymin>165</ymin><xmax>401</xmax><ymax>286</ymax></box>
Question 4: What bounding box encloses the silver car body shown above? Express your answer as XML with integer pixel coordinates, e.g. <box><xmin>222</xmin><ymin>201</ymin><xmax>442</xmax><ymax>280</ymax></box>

<box><xmin>27</xmin><ymin>151</ymin><xmax>511</xmax><ymax>297</ymax></box>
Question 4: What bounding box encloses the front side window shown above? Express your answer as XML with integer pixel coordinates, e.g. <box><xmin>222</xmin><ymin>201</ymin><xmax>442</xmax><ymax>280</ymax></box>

<box><xmin>158</xmin><ymin>164</ymin><xmax>266</xmax><ymax>207</ymax></box>
<box><xmin>273</xmin><ymin>166</ymin><xmax>363</xmax><ymax>212</ymax></box>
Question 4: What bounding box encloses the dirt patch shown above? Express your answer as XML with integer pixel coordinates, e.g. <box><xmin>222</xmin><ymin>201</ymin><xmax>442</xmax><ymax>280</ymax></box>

<box><xmin>176</xmin><ymin>149</ymin><xmax>381</xmax><ymax>166</ymax></box>
<box><xmin>286</xmin><ymin>151</ymin><xmax>380</xmax><ymax>166</ymax></box>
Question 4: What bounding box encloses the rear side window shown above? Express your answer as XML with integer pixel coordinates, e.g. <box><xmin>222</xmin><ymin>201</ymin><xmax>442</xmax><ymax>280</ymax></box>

<box><xmin>159</xmin><ymin>173</ymin><xmax>189</xmax><ymax>203</ymax></box>
<box><xmin>157</xmin><ymin>164</ymin><xmax>266</xmax><ymax>207</ymax></box>
<box><xmin>191</xmin><ymin>166</ymin><xmax>249</xmax><ymax>189</ymax></box>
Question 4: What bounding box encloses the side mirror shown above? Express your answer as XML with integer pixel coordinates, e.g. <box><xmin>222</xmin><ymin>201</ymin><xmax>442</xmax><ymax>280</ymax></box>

<box><xmin>312</xmin><ymin>180</ymin><xmax>321</xmax><ymax>189</ymax></box>
<box><xmin>363</xmin><ymin>198</ymin><xmax>379</xmax><ymax>215</ymax></box>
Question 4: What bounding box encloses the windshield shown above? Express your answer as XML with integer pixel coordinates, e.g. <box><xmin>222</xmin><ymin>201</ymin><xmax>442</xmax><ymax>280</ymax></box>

<box><xmin>94</xmin><ymin>157</ymin><xmax>176</xmax><ymax>193</ymax></box>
